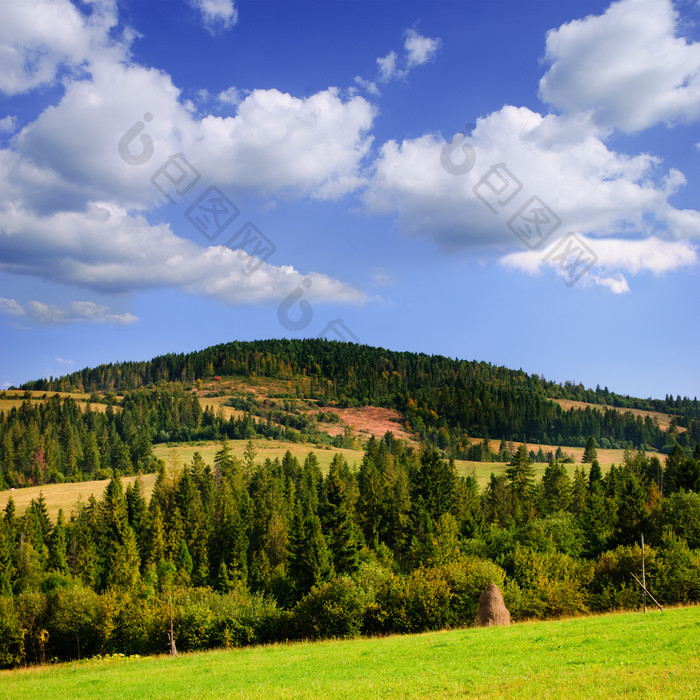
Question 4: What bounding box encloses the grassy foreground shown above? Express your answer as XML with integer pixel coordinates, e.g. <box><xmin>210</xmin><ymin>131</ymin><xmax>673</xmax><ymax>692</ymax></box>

<box><xmin>2</xmin><ymin>607</ymin><xmax>698</xmax><ymax>699</ymax></box>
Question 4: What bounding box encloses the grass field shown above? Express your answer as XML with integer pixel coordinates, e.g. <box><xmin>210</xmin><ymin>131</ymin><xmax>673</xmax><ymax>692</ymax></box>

<box><xmin>1</xmin><ymin>607</ymin><xmax>698</xmax><ymax>699</ymax></box>
<box><xmin>552</xmin><ymin>398</ymin><xmax>681</xmax><ymax>432</ymax></box>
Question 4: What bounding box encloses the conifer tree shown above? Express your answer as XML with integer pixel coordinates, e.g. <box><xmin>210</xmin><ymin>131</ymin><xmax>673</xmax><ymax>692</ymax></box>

<box><xmin>321</xmin><ymin>461</ymin><xmax>363</xmax><ymax>575</ymax></box>
<box><xmin>0</xmin><ymin>519</ymin><xmax>16</xmax><ymax>595</ymax></box>
<box><xmin>581</xmin><ymin>436</ymin><xmax>598</xmax><ymax>463</ymax></box>
<box><xmin>505</xmin><ymin>445</ymin><xmax>535</xmax><ymax>521</ymax></box>
<box><xmin>48</xmin><ymin>509</ymin><xmax>69</xmax><ymax>574</ymax></box>
<box><xmin>540</xmin><ymin>460</ymin><xmax>572</xmax><ymax>514</ymax></box>
<box><xmin>588</xmin><ymin>459</ymin><xmax>603</xmax><ymax>492</ymax></box>
<box><xmin>287</xmin><ymin>496</ymin><xmax>333</xmax><ymax>600</ymax></box>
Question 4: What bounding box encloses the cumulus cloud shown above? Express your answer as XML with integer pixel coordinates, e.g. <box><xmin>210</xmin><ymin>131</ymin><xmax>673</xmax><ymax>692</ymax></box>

<box><xmin>188</xmin><ymin>0</ymin><xmax>238</xmax><ymax>35</ymax></box>
<box><xmin>365</xmin><ymin>106</ymin><xmax>692</xmax><ymax>246</ymax></box>
<box><xmin>377</xmin><ymin>51</ymin><xmax>401</xmax><ymax>83</ymax></box>
<box><xmin>0</xmin><ymin>0</ymin><xmax>122</xmax><ymax>95</ymax></box>
<box><xmin>7</xmin><ymin>61</ymin><xmax>375</xmax><ymax>214</ymax></box>
<box><xmin>0</xmin><ymin>296</ymin><xmax>137</xmax><ymax>324</ymax></box>
<box><xmin>0</xmin><ymin>0</ymin><xmax>368</xmax><ymax>311</ymax></box>
<box><xmin>0</xmin><ymin>202</ymin><xmax>365</xmax><ymax>306</ymax></box>
<box><xmin>539</xmin><ymin>0</ymin><xmax>700</xmax><ymax>132</ymax></box>
<box><xmin>363</xmin><ymin>102</ymin><xmax>700</xmax><ymax>290</ymax></box>
<box><xmin>500</xmin><ymin>236</ymin><xmax>698</xmax><ymax>290</ymax></box>
<box><xmin>353</xmin><ymin>75</ymin><xmax>380</xmax><ymax>96</ymax></box>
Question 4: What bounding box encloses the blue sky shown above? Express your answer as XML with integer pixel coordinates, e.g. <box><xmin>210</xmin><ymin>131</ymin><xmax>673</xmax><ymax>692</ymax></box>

<box><xmin>1</xmin><ymin>0</ymin><xmax>699</xmax><ymax>399</ymax></box>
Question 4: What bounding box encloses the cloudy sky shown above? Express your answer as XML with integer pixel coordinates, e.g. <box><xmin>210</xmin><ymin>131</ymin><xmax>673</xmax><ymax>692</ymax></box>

<box><xmin>1</xmin><ymin>0</ymin><xmax>698</xmax><ymax>399</ymax></box>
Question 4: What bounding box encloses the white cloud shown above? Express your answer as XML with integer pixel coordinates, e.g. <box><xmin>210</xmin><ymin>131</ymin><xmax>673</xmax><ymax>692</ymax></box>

<box><xmin>500</xmin><ymin>236</ymin><xmax>698</xmax><ymax>290</ymax></box>
<box><xmin>404</xmin><ymin>28</ymin><xmax>440</xmax><ymax>68</ymax></box>
<box><xmin>188</xmin><ymin>0</ymin><xmax>238</xmax><ymax>35</ymax></box>
<box><xmin>369</xmin><ymin>30</ymin><xmax>441</xmax><ymax>86</ymax></box>
<box><xmin>195</xmin><ymin>88</ymin><xmax>375</xmax><ymax>198</ymax></box>
<box><xmin>377</xmin><ymin>51</ymin><xmax>401</xmax><ymax>83</ymax></box>
<box><xmin>7</xmin><ymin>63</ymin><xmax>375</xmax><ymax>214</ymax></box>
<box><xmin>365</xmin><ymin>106</ymin><xmax>691</xmax><ymax>247</ymax></box>
<box><xmin>54</xmin><ymin>357</ymin><xmax>74</xmax><ymax>365</ymax></box>
<box><xmin>217</xmin><ymin>86</ymin><xmax>242</xmax><ymax>105</ymax></box>
<box><xmin>0</xmin><ymin>296</ymin><xmax>137</xmax><ymax>324</ymax></box>
<box><xmin>371</xmin><ymin>268</ymin><xmax>394</xmax><ymax>287</ymax></box>
<box><xmin>353</xmin><ymin>76</ymin><xmax>380</xmax><ymax>97</ymax></box>
<box><xmin>0</xmin><ymin>116</ymin><xmax>17</xmax><ymax>133</ymax></box>
<box><xmin>539</xmin><ymin>0</ymin><xmax>700</xmax><ymax>132</ymax></box>
<box><xmin>0</xmin><ymin>0</ymin><xmax>369</xmax><ymax>310</ymax></box>
<box><xmin>0</xmin><ymin>202</ymin><xmax>365</xmax><ymax>306</ymax></box>
<box><xmin>363</xmin><ymin>103</ymin><xmax>700</xmax><ymax>290</ymax></box>
<box><xmin>0</xmin><ymin>297</ymin><xmax>24</xmax><ymax>316</ymax></box>
<box><xmin>0</xmin><ymin>0</ymin><xmax>122</xmax><ymax>95</ymax></box>
<box><xmin>590</xmin><ymin>273</ymin><xmax>631</xmax><ymax>294</ymax></box>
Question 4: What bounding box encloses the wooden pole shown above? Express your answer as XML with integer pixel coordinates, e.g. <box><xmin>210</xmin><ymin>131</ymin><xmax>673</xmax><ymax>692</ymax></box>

<box><xmin>630</xmin><ymin>573</ymin><xmax>664</xmax><ymax>612</ymax></box>
<box><xmin>641</xmin><ymin>533</ymin><xmax>647</xmax><ymax>614</ymax></box>
<box><xmin>169</xmin><ymin>594</ymin><xmax>177</xmax><ymax>657</ymax></box>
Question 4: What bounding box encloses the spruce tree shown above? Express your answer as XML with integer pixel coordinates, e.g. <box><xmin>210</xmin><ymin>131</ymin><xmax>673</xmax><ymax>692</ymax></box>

<box><xmin>582</xmin><ymin>436</ymin><xmax>598</xmax><ymax>463</ymax></box>
<box><xmin>48</xmin><ymin>509</ymin><xmax>69</xmax><ymax>574</ymax></box>
<box><xmin>505</xmin><ymin>445</ymin><xmax>535</xmax><ymax>521</ymax></box>
<box><xmin>321</xmin><ymin>462</ymin><xmax>363</xmax><ymax>575</ymax></box>
<box><xmin>287</xmin><ymin>497</ymin><xmax>333</xmax><ymax>600</ymax></box>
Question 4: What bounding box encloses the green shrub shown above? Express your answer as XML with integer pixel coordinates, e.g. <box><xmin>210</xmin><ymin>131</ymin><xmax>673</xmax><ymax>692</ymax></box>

<box><xmin>511</xmin><ymin>547</ymin><xmax>591</xmax><ymax>619</ymax></box>
<box><xmin>293</xmin><ymin>576</ymin><xmax>366</xmax><ymax>640</ymax></box>
<box><xmin>439</xmin><ymin>556</ymin><xmax>507</xmax><ymax>626</ymax></box>
<box><xmin>0</xmin><ymin>596</ymin><xmax>25</xmax><ymax>668</ymax></box>
<box><xmin>367</xmin><ymin>568</ymin><xmax>453</xmax><ymax>635</ymax></box>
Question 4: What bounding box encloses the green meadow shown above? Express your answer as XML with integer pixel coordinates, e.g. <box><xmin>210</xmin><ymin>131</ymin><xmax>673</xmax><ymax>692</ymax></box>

<box><xmin>2</xmin><ymin>606</ymin><xmax>698</xmax><ymax>699</ymax></box>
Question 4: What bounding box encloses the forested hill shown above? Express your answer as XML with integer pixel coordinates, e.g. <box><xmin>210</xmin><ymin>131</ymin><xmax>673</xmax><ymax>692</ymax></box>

<box><xmin>19</xmin><ymin>339</ymin><xmax>700</xmax><ymax>453</ymax></box>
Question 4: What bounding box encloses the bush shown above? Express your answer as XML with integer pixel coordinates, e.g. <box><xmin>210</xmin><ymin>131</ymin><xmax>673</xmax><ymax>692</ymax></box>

<box><xmin>367</xmin><ymin>568</ymin><xmax>453</xmax><ymax>635</ymax></box>
<box><xmin>511</xmin><ymin>547</ymin><xmax>591</xmax><ymax>619</ymax></box>
<box><xmin>0</xmin><ymin>597</ymin><xmax>25</xmax><ymax>668</ymax></box>
<box><xmin>439</xmin><ymin>556</ymin><xmax>508</xmax><ymax>626</ymax></box>
<box><xmin>589</xmin><ymin>545</ymin><xmax>655</xmax><ymax>612</ymax></box>
<box><xmin>292</xmin><ymin>576</ymin><xmax>366</xmax><ymax>640</ymax></box>
<box><xmin>46</xmin><ymin>584</ymin><xmax>102</xmax><ymax>660</ymax></box>
<box><xmin>654</xmin><ymin>533</ymin><xmax>700</xmax><ymax>605</ymax></box>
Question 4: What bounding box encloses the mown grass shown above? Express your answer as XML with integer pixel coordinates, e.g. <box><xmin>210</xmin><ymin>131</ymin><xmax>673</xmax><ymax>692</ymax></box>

<box><xmin>1</xmin><ymin>607</ymin><xmax>698</xmax><ymax>699</ymax></box>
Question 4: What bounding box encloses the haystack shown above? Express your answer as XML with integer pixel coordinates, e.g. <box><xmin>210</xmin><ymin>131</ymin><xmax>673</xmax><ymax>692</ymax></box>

<box><xmin>475</xmin><ymin>582</ymin><xmax>510</xmax><ymax>627</ymax></box>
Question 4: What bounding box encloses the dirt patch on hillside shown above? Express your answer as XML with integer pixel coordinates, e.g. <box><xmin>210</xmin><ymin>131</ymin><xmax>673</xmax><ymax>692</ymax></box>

<box><xmin>324</xmin><ymin>406</ymin><xmax>416</xmax><ymax>443</ymax></box>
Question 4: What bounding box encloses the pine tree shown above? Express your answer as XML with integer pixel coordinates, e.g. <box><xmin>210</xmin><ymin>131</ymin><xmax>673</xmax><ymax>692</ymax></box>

<box><xmin>571</xmin><ymin>467</ymin><xmax>588</xmax><ymax>517</ymax></box>
<box><xmin>581</xmin><ymin>436</ymin><xmax>598</xmax><ymax>463</ymax></box>
<box><xmin>357</xmin><ymin>452</ymin><xmax>387</xmax><ymax>548</ymax></box>
<box><xmin>0</xmin><ymin>519</ymin><xmax>17</xmax><ymax>595</ymax></box>
<box><xmin>588</xmin><ymin>459</ymin><xmax>603</xmax><ymax>492</ymax></box>
<box><xmin>48</xmin><ymin>509</ymin><xmax>69</xmax><ymax>574</ymax></box>
<box><xmin>540</xmin><ymin>460</ymin><xmax>572</xmax><ymax>514</ymax></box>
<box><xmin>287</xmin><ymin>497</ymin><xmax>333</xmax><ymax>600</ymax></box>
<box><xmin>321</xmin><ymin>462</ymin><xmax>363</xmax><ymax>575</ymax></box>
<box><xmin>505</xmin><ymin>445</ymin><xmax>535</xmax><ymax>521</ymax></box>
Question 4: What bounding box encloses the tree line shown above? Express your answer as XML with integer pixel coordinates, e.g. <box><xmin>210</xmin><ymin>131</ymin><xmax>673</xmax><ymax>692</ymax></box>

<box><xmin>1</xmin><ymin>434</ymin><xmax>699</xmax><ymax>667</ymax></box>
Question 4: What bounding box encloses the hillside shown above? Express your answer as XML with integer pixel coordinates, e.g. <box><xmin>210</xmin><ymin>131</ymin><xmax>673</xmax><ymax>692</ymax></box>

<box><xmin>3</xmin><ymin>339</ymin><xmax>698</xmax><ymax>491</ymax></box>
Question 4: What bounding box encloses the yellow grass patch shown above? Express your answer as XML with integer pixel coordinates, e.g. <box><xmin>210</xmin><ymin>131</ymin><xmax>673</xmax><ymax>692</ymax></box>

<box><xmin>552</xmin><ymin>398</ymin><xmax>682</xmax><ymax>432</ymax></box>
